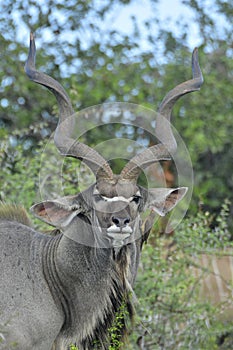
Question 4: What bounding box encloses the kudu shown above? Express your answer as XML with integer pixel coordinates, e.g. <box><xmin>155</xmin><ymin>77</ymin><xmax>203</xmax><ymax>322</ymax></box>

<box><xmin>0</xmin><ymin>33</ymin><xmax>203</xmax><ymax>350</ymax></box>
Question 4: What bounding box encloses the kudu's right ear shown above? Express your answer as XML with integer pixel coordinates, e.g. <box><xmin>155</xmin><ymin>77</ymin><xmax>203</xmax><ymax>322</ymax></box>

<box><xmin>146</xmin><ymin>187</ymin><xmax>188</xmax><ymax>216</ymax></box>
<box><xmin>30</xmin><ymin>196</ymin><xmax>82</xmax><ymax>228</ymax></box>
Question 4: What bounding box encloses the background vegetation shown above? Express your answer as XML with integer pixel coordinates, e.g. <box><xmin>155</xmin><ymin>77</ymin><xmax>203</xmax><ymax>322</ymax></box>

<box><xmin>0</xmin><ymin>0</ymin><xmax>232</xmax><ymax>348</ymax></box>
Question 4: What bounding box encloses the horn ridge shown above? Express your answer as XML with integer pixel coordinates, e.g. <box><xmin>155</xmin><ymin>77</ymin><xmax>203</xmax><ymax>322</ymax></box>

<box><xmin>25</xmin><ymin>32</ymin><xmax>113</xmax><ymax>181</ymax></box>
<box><xmin>122</xmin><ymin>48</ymin><xmax>203</xmax><ymax>182</ymax></box>
<box><xmin>120</xmin><ymin>143</ymin><xmax>170</xmax><ymax>182</ymax></box>
<box><xmin>25</xmin><ymin>33</ymin><xmax>72</xmax><ymax>112</ymax></box>
<box><xmin>158</xmin><ymin>48</ymin><xmax>203</xmax><ymax>118</ymax></box>
<box><xmin>156</xmin><ymin>48</ymin><xmax>204</xmax><ymax>153</ymax></box>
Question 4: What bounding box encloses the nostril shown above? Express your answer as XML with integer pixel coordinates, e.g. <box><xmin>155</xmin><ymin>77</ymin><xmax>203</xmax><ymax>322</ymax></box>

<box><xmin>112</xmin><ymin>216</ymin><xmax>120</xmax><ymax>226</ymax></box>
<box><xmin>124</xmin><ymin>218</ymin><xmax>130</xmax><ymax>226</ymax></box>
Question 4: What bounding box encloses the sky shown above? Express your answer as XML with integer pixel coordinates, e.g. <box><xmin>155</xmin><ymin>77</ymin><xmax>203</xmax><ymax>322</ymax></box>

<box><xmin>36</xmin><ymin>0</ymin><xmax>199</xmax><ymax>55</ymax></box>
<box><xmin>13</xmin><ymin>0</ymin><xmax>216</xmax><ymax>55</ymax></box>
<box><xmin>106</xmin><ymin>0</ymin><xmax>201</xmax><ymax>49</ymax></box>
<box><xmin>11</xmin><ymin>0</ymin><xmax>229</xmax><ymax>54</ymax></box>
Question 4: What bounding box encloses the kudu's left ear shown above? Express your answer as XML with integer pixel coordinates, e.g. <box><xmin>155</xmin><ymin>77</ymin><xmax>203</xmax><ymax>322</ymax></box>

<box><xmin>146</xmin><ymin>187</ymin><xmax>188</xmax><ymax>216</ymax></box>
<box><xmin>30</xmin><ymin>195</ymin><xmax>82</xmax><ymax>228</ymax></box>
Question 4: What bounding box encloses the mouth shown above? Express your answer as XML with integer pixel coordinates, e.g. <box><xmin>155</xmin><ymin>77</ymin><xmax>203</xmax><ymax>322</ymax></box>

<box><xmin>107</xmin><ymin>225</ymin><xmax>132</xmax><ymax>247</ymax></box>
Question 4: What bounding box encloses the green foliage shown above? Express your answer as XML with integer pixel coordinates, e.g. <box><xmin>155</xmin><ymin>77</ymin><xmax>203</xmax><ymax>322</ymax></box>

<box><xmin>129</xmin><ymin>201</ymin><xmax>233</xmax><ymax>349</ymax></box>
<box><xmin>0</xmin><ymin>129</ymin><xmax>41</xmax><ymax>206</ymax></box>
<box><xmin>1</xmin><ymin>0</ymin><xmax>232</xmax><ymax>219</ymax></box>
<box><xmin>108</xmin><ymin>302</ymin><xmax>129</xmax><ymax>350</ymax></box>
<box><xmin>69</xmin><ymin>345</ymin><xmax>78</xmax><ymax>350</ymax></box>
<box><xmin>0</xmin><ymin>1</ymin><xmax>233</xmax><ymax>348</ymax></box>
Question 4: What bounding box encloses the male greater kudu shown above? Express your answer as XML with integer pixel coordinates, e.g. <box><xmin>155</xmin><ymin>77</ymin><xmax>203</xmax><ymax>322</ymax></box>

<box><xmin>0</xmin><ymin>33</ymin><xmax>203</xmax><ymax>350</ymax></box>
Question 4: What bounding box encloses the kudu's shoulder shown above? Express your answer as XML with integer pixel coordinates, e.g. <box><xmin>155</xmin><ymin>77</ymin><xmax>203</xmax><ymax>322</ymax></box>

<box><xmin>0</xmin><ymin>203</ymin><xmax>43</xmax><ymax>244</ymax></box>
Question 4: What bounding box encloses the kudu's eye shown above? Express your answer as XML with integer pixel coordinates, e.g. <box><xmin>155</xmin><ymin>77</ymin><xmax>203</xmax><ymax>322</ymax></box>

<box><xmin>132</xmin><ymin>195</ymin><xmax>141</xmax><ymax>204</ymax></box>
<box><xmin>94</xmin><ymin>194</ymin><xmax>104</xmax><ymax>202</ymax></box>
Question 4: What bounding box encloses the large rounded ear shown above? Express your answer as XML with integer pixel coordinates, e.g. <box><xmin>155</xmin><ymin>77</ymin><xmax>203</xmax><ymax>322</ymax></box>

<box><xmin>30</xmin><ymin>195</ymin><xmax>82</xmax><ymax>228</ymax></box>
<box><xmin>147</xmin><ymin>187</ymin><xmax>188</xmax><ymax>216</ymax></box>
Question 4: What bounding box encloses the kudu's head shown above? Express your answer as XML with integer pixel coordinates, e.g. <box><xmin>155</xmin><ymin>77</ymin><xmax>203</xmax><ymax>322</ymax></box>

<box><xmin>25</xmin><ymin>33</ymin><xmax>203</xmax><ymax>248</ymax></box>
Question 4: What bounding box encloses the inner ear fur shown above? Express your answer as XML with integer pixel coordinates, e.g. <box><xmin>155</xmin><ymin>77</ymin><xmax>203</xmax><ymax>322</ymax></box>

<box><xmin>147</xmin><ymin>187</ymin><xmax>188</xmax><ymax>216</ymax></box>
<box><xmin>30</xmin><ymin>195</ymin><xmax>82</xmax><ymax>228</ymax></box>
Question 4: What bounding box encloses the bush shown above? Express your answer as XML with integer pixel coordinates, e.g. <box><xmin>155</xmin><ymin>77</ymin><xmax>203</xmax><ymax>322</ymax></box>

<box><xmin>130</xmin><ymin>201</ymin><xmax>233</xmax><ymax>349</ymax></box>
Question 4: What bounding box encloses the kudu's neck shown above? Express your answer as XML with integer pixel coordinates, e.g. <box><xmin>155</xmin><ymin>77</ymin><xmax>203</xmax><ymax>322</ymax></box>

<box><xmin>42</xmin><ymin>224</ymin><xmax>136</xmax><ymax>349</ymax></box>
<box><xmin>41</xmin><ymin>207</ymin><xmax>145</xmax><ymax>349</ymax></box>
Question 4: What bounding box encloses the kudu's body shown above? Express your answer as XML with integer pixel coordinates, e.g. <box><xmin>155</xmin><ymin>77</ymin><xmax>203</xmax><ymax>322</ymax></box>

<box><xmin>0</xmin><ymin>33</ymin><xmax>203</xmax><ymax>350</ymax></box>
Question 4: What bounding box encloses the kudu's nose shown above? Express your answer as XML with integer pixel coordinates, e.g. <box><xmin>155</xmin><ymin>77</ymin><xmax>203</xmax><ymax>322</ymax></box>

<box><xmin>112</xmin><ymin>216</ymin><xmax>130</xmax><ymax>228</ymax></box>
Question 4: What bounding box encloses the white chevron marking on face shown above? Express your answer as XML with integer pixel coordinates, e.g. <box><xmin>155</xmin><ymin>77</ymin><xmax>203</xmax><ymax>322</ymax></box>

<box><xmin>102</xmin><ymin>196</ymin><xmax>132</xmax><ymax>203</ymax></box>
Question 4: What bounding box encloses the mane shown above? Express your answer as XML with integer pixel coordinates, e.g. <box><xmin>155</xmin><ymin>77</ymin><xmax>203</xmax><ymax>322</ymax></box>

<box><xmin>0</xmin><ymin>202</ymin><xmax>32</xmax><ymax>227</ymax></box>
<box><xmin>79</xmin><ymin>245</ymin><xmax>135</xmax><ymax>349</ymax></box>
